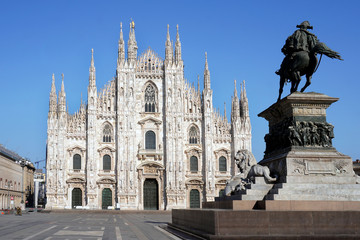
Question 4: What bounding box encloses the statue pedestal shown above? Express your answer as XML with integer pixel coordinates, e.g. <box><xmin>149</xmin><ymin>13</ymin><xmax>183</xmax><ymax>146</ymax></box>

<box><xmin>257</xmin><ymin>92</ymin><xmax>359</xmax><ymax>201</ymax></box>
<box><xmin>169</xmin><ymin>92</ymin><xmax>360</xmax><ymax>239</ymax></box>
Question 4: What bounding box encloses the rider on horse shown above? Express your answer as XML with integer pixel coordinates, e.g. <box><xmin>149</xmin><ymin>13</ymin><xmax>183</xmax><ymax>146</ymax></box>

<box><xmin>276</xmin><ymin>21</ymin><xmax>318</xmax><ymax>76</ymax></box>
<box><xmin>282</xmin><ymin>21</ymin><xmax>318</xmax><ymax>55</ymax></box>
<box><xmin>276</xmin><ymin>21</ymin><xmax>342</xmax><ymax>101</ymax></box>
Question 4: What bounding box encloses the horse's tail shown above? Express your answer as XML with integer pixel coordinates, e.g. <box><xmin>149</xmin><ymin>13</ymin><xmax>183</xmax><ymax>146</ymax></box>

<box><xmin>313</xmin><ymin>42</ymin><xmax>343</xmax><ymax>60</ymax></box>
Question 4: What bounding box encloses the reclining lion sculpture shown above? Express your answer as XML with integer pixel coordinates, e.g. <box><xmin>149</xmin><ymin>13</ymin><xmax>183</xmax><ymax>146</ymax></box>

<box><xmin>224</xmin><ymin>149</ymin><xmax>277</xmax><ymax>196</ymax></box>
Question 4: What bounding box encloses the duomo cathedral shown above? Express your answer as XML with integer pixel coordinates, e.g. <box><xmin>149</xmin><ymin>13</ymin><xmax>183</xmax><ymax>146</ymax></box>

<box><xmin>46</xmin><ymin>22</ymin><xmax>252</xmax><ymax>210</ymax></box>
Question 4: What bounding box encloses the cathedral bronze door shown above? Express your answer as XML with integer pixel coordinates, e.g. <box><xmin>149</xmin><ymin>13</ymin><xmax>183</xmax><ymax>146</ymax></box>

<box><xmin>72</xmin><ymin>188</ymin><xmax>82</xmax><ymax>208</ymax></box>
<box><xmin>143</xmin><ymin>179</ymin><xmax>158</xmax><ymax>210</ymax></box>
<box><xmin>102</xmin><ymin>188</ymin><xmax>112</xmax><ymax>209</ymax></box>
<box><xmin>190</xmin><ymin>189</ymin><xmax>200</xmax><ymax>208</ymax></box>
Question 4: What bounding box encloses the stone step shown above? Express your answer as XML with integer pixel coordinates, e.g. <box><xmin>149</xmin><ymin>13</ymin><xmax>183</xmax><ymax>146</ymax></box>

<box><xmin>274</xmin><ymin>183</ymin><xmax>360</xmax><ymax>190</ymax></box>
<box><xmin>246</xmin><ymin>183</ymin><xmax>274</xmax><ymax>190</ymax></box>
<box><xmin>239</xmin><ymin>189</ymin><xmax>273</xmax><ymax>196</ymax></box>
<box><xmin>239</xmin><ymin>195</ymin><xmax>266</xmax><ymax>201</ymax></box>
<box><xmin>253</xmin><ymin>177</ymin><xmax>268</xmax><ymax>184</ymax></box>
<box><xmin>269</xmin><ymin>188</ymin><xmax>360</xmax><ymax>196</ymax></box>
<box><xmin>266</xmin><ymin>194</ymin><xmax>360</xmax><ymax>201</ymax></box>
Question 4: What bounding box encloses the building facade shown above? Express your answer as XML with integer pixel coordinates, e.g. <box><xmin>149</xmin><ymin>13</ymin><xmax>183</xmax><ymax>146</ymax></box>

<box><xmin>46</xmin><ymin>23</ymin><xmax>252</xmax><ymax>210</ymax></box>
<box><xmin>34</xmin><ymin>169</ymin><xmax>46</xmax><ymax>208</ymax></box>
<box><xmin>0</xmin><ymin>145</ymin><xmax>35</xmax><ymax>209</ymax></box>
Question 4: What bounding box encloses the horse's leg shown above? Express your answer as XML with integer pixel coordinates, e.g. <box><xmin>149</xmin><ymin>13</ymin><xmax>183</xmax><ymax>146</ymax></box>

<box><xmin>294</xmin><ymin>71</ymin><xmax>301</xmax><ymax>92</ymax></box>
<box><xmin>290</xmin><ymin>80</ymin><xmax>296</xmax><ymax>93</ymax></box>
<box><xmin>277</xmin><ymin>76</ymin><xmax>285</xmax><ymax>101</ymax></box>
<box><xmin>290</xmin><ymin>71</ymin><xmax>300</xmax><ymax>93</ymax></box>
<box><xmin>290</xmin><ymin>73</ymin><xmax>296</xmax><ymax>93</ymax></box>
<box><xmin>301</xmin><ymin>74</ymin><xmax>312</xmax><ymax>92</ymax></box>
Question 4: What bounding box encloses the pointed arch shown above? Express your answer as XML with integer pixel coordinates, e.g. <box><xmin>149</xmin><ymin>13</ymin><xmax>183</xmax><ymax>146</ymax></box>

<box><xmin>188</xmin><ymin>124</ymin><xmax>200</xmax><ymax>144</ymax></box>
<box><xmin>102</xmin><ymin>122</ymin><xmax>113</xmax><ymax>143</ymax></box>
<box><xmin>143</xmin><ymin>81</ymin><xmax>158</xmax><ymax>113</ymax></box>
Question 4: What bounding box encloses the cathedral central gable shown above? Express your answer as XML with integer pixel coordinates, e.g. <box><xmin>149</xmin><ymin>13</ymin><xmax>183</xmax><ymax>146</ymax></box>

<box><xmin>137</xmin><ymin>48</ymin><xmax>163</xmax><ymax>76</ymax></box>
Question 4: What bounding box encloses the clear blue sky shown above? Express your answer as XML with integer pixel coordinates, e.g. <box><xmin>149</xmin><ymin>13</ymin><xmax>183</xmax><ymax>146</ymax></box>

<box><xmin>0</xmin><ymin>1</ymin><xmax>359</xmax><ymax>170</ymax></box>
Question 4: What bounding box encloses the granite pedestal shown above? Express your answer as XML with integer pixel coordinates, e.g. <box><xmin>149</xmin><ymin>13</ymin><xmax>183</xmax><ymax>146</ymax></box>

<box><xmin>170</xmin><ymin>92</ymin><xmax>360</xmax><ymax>239</ymax></box>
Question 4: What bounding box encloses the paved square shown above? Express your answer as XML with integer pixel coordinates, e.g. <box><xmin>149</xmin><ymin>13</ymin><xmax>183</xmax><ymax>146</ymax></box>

<box><xmin>0</xmin><ymin>211</ymin><xmax>179</xmax><ymax>240</ymax></box>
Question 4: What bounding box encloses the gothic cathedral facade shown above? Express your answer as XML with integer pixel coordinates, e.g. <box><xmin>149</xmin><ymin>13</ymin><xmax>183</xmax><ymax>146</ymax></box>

<box><xmin>46</xmin><ymin>23</ymin><xmax>252</xmax><ymax>210</ymax></box>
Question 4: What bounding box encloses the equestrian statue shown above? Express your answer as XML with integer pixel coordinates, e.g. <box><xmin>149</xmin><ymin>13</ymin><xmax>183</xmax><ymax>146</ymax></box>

<box><xmin>276</xmin><ymin>21</ymin><xmax>343</xmax><ymax>101</ymax></box>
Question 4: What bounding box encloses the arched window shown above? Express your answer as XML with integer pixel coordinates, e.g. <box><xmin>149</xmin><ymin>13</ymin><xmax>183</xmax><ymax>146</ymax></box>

<box><xmin>73</xmin><ymin>154</ymin><xmax>81</xmax><ymax>170</ymax></box>
<box><xmin>190</xmin><ymin>156</ymin><xmax>198</xmax><ymax>172</ymax></box>
<box><xmin>103</xmin><ymin>124</ymin><xmax>112</xmax><ymax>142</ymax></box>
<box><xmin>189</xmin><ymin>126</ymin><xmax>199</xmax><ymax>144</ymax></box>
<box><xmin>219</xmin><ymin>156</ymin><xmax>227</xmax><ymax>172</ymax></box>
<box><xmin>145</xmin><ymin>131</ymin><xmax>156</xmax><ymax>149</ymax></box>
<box><xmin>103</xmin><ymin>155</ymin><xmax>111</xmax><ymax>170</ymax></box>
<box><xmin>145</xmin><ymin>84</ymin><xmax>156</xmax><ymax>112</ymax></box>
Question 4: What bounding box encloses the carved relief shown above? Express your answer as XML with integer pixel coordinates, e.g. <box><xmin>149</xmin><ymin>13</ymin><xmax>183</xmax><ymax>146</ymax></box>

<box><xmin>265</xmin><ymin>118</ymin><xmax>335</xmax><ymax>154</ymax></box>
<box><xmin>334</xmin><ymin>160</ymin><xmax>349</xmax><ymax>174</ymax></box>
<box><xmin>144</xmin><ymin>165</ymin><xmax>157</xmax><ymax>174</ymax></box>
<box><xmin>96</xmin><ymin>178</ymin><xmax>116</xmax><ymax>184</ymax></box>
<box><xmin>66</xmin><ymin>177</ymin><xmax>85</xmax><ymax>183</ymax></box>
<box><xmin>292</xmin><ymin>159</ymin><xmax>306</xmax><ymax>174</ymax></box>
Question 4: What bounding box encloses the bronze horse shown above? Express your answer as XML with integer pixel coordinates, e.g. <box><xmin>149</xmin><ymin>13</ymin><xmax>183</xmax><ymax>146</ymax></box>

<box><xmin>277</xmin><ymin>42</ymin><xmax>343</xmax><ymax>101</ymax></box>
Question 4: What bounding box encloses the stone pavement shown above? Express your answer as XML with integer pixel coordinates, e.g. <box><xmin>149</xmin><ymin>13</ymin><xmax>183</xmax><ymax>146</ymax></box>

<box><xmin>0</xmin><ymin>211</ymin><xmax>182</xmax><ymax>240</ymax></box>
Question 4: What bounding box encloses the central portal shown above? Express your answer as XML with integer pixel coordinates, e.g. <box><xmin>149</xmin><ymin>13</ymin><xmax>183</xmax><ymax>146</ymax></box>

<box><xmin>143</xmin><ymin>179</ymin><xmax>158</xmax><ymax>210</ymax></box>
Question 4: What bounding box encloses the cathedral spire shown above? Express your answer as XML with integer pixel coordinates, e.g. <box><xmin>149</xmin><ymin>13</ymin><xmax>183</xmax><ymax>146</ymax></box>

<box><xmin>241</xmin><ymin>80</ymin><xmax>248</xmax><ymax>102</ymax></box>
<box><xmin>89</xmin><ymin>49</ymin><xmax>96</xmax><ymax>88</ymax></box>
<box><xmin>165</xmin><ymin>24</ymin><xmax>173</xmax><ymax>65</ymax></box>
<box><xmin>58</xmin><ymin>73</ymin><xmax>66</xmax><ymax>113</ymax></box>
<box><xmin>117</xmin><ymin>22</ymin><xmax>125</xmax><ymax>67</ymax></box>
<box><xmin>231</xmin><ymin>79</ymin><xmax>240</xmax><ymax>121</ymax></box>
<box><xmin>60</xmin><ymin>73</ymin><xmax>65</xmax><ymax>93</ymax></box>
<box><xmin>80</xmin><ymin>92</ymin><xmax>85</xmax><ymax>112</ymax></box>
<box><xmin>240</xmin><ymin>80</ymin><xmax>249</xmax><ymax>118</ymax></box>
<box><xmin>127</xmin><ymin>20</ymin><xmax>138</xmax><ymax>63</ymax></box>
<box><xmin>224</xmin><ymin>102</ymin><xmax>227</xmax><ymax>121</ymax></box>
<box><xmin>234</xmin><ymin>79</ymin><xmax>238</xmax><ymax>98</ymax></box>
<box><xmin>49</xmin><ymin>73</ymin><xmax>57</xmax><ymax>114</ymax></box>
<box><xmin>204</xmin><ymin>52</ymin><xmax>211</xmax><ymax>89</ymax></box>
<box><xmin>175</xmin><ymin>24</ymin><xmax>182</xmax><ymax>64</ymax></box>
<box><xmin>197</xmin><ymin>75</ymin><xmax>200</xmax><ymax>93</ymax></box>
<box><xmin>51</xmin><ymin>73</ymin><xmax>56</xmax><ymax>94</ymax></box>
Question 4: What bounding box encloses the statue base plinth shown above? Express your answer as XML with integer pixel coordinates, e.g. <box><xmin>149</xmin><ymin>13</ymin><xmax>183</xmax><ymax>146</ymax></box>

<box><xmin>256</xmin><ymin>92</ymin><xmax>359</xmax><ymax>201</ymax></box>
<box><xmin>170</xmin><ymin>208</ymin><xmax>360</xmax><ymax>239</ymax></box>
<box><xmin>169</xmin><ymin>92</ymin><xmax>360</xmax><ymax>239</ymax></box>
